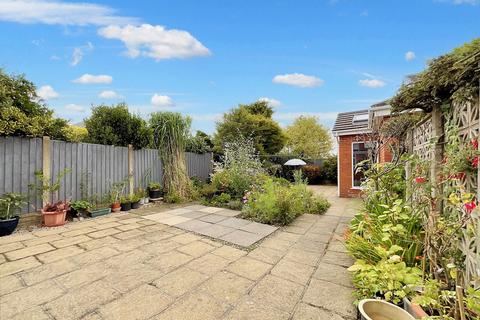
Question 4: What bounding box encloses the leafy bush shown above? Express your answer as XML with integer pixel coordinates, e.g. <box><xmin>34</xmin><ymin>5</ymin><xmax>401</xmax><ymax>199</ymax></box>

<box><xmin>211</xmin><ymin>137</ymin><xmax>265</xmax><ymax>198</ymax></box>
<box><xmin>0</xmin><ymin>193</ymin><xmax>25</xmax><ymax>220</ymax></box>
<box><xmin>321</xmin><ymin>155</ymin><xmax>337</xmax><ymax>182</ymax></box>
<box><xmin>148</xmin><ymin>182</ymin><xmax>161</xmax><ymax>191</ymax></box>
<box><xmin>348</xmin><ymin>256</ymin><xmax>423</xmax><ymax>304</ymax></box>
<box><xmin>302</xmin><ymin>165</ymin><xmax>322</xmax><ymax>184</ymax></box>
<box><xmin>242</xmin><ymin>177</ymin><xmax>330</xmax><ymax>225</ymax></box>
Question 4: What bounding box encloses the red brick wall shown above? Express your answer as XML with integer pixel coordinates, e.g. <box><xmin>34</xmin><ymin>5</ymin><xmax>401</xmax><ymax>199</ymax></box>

<box><xmin>338</xmin><ymin>135</ymin><xmax>362</xmax><ymax>198</ymax></box>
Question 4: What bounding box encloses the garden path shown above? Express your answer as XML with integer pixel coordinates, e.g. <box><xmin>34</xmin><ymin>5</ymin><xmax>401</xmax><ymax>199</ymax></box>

<box><xmin>0</xmin><ymin>185</ymin><xmax>361</xmax><ymax>320</ymax></box>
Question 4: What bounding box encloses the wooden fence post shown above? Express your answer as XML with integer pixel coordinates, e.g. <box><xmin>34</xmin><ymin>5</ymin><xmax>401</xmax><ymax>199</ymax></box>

<box><xmin>128</xmin><ymin>144</ymin><xmax>134</xmax><ymax>195</ymax></box>
<box><xmin>42</xmin><ymin>136</ymin><xmax>51</xmax><ymax>206</ymax></box>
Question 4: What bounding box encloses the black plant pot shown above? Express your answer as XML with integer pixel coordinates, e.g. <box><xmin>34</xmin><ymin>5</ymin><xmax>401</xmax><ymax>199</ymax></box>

<box><xmin>0</xmin><ymin>216</ymin><xmax>20</xmax><ymax>237</ymax></box>
<box><xmin>131</xmin><ymin>201</ymin><xmax>141</xmax><ymax>209</ymax></box>
<box><xmin>149</xmin><ymin>189</ymin><xmax>162</xmax><ymax>199</ymax></box>
<box><xmin>120</xmin><ymin>202</ymin><xmax>132</xmax><ymax>211</ymax></box>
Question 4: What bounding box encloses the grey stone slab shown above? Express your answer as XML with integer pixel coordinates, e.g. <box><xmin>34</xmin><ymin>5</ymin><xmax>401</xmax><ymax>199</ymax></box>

<box><xmin>182</xmin><ymin>205</ymin><xmax>208</xmax><ymax>210</ymax></box>
<box><xmin>163</xmin><ymin>208</ymin><xmax>193</xmax><ymax>216</ymax></box>
<box><xmin>198</xmin><ymin>214</ymin><xmax>229</xmax><ymax>223</ymax></box>
<box><xmin>180</xmin><ymin>211</ymin><xmax>209</xmax><ymax>219</ymax></box>
<box><xmin>215</xmin><ymin>209</ymin><xmax>241</xmax><ymax>217</ymax></box>
<box><xmin>313</xmin><ymin>262</ymin><xmax>353</xmax><ymax>288</ymax></box>
<box><xmin>302</xmin><ymin>279</ymin><xmax>356</xmax><ymax>318</ymax></box>
<box><xmin>217</xmin><ymin>217</ymin><xmax>252</xmax><ymax>228</ymax></box>
<box><xmin>240</xmin><ymin>222</ymin><xmax>277</xmax><ymax>236</ymax></box>
<box><xmin>196</xmin><ymin>224</ymin><xmax>236</xmax><ymax>238</ymax></box>
<box><xmin>322</xmin><ymin>250</ymin><xmax>354</xmax><ymax>268</ymax></box>
<box><xmin>219</xmin><ymin>230</ymin><xmax>264</xmax><ymax>247</ymax></box>
<box><xmin>175</xmin><ymin>219</ymin><xmax>213</xmax><ymax>232</ymax></box>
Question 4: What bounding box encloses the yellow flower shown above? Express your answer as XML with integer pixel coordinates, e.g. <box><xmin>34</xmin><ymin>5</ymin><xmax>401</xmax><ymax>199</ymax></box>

<box><xmin>449</xmin><ymin>193</ymin><xmax>461</xmax><ymax>205</ymax></box>
<box><xmin>461</xmin><ymin>193</ymin><xmax>474</xmax><ymax>204</ymax></box>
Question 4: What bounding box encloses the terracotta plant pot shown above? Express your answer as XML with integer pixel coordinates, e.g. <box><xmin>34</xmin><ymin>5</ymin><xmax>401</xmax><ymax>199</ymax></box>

<box><xmin>403</xmin><ymin>298</ymin><xmax>428</xmax><ymax>319</ymax></box>
<box><xmin>111</xmin><ymin>202</ymin><xmax>121</xmax><ymax>212</ymax></box>
<box><xmin>0</xmin><ymin>216</ymin><xmax>20</xmax><ymax>237</ymax></box>
<box><xmin>358</xmin><ymin>299</ymin><xmax>415</xmax><ymax>320</ymax></box>
<box><xmin>42</xmin><ymin>210</ymin><xmax>67</xmax><ymax>227</ymax></box>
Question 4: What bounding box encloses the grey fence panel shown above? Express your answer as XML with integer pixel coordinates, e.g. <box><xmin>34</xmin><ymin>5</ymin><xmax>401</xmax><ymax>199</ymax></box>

<box><xmin>0</xmin><ymin>137</ymin><xmax>43</xmax><ymax>213</ymax></box>
<box><xmin>133</xmin><ymin>148</ymin><xmax>163</xmax><ymax>189</ymax></box>
<box><xmin>186</xmin><ymin>152</ymin><xmax>213</xmax><ymax>181</ymax></box>
<box><xmin>0</xmin><ymin>137</ymin><xmax>213</xmax><ymax>214</ymax></box>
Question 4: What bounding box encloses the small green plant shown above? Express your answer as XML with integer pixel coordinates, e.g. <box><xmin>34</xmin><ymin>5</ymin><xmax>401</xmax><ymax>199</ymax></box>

<box><xmin>148</xmin><ymin>182</ymin><xmax>161</xmax><ymax>191</ymax></box>
<box><xmin>89</xmin><ymin>194</ymin><xmax>111</xmax><ymax>209</ymax></box>
<box><xmin>119</xmin><ymin>195</ymin><xmax>131</xmax><ymax>204</ymax></box>
<box><xmin>30</xmin><ymin>168</ymin><xmax>71</xmax><ymax>205</ymax></box>
<box><xmin>129</xmin><ymin>194</ymin><xmax>141</xmax><ymax>203</ymax></box>
<box><xmin>110</xmin><ymin>179</ymin><xmax>127</xmax><ymax>203</ymax></box>
<box><xmin>70</xmin><ymin>200</ymin><xmax>91</xmax><ymax>213</ymax></box>
<box><xmin>0</xmin><ymin>193</ymin><xmax>26</xmax><ymax>220</ymax></box>
<box><xmin>347</xmin><ymin>256</ymin><xmax>423</xmax><ymax>304</ymax></box>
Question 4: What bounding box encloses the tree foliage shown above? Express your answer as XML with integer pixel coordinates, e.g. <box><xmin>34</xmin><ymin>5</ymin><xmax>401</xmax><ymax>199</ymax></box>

<box><xmin>185</xmin><ymin>130</ymin><xmax>213</xmax><ymax>154</ymax></box>
<box><xmin>84</xmin><ymin>103</ymin><xmax>151</xmax><ymax>149</ymax></box>
<box><xmin>391</xmin><ymin>38</ymin><xmax>480</xmax><ymax>112</ymax></box>
<box><xmin>213</xmin><ymin>101</ymin><xmax>285</xmax><ymax>155</ymax></box>
<box><xmin>0</xmin><ymin>69</ymin><xmax>71</xmax><ymax>140</ymax></box>
<box><xmin>284</xmin><ymin>116</ymin><xmax>332</xmax><ymax>158</ymax></box>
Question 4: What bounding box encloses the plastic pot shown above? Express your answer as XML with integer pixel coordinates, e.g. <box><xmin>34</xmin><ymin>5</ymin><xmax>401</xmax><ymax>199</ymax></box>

<box><xmin>120</xmin><ymin>202</ymin><xmax>131</xmax><ymax>211</ymax></box>
<box><xmin>359</xmin><ymin>299</ymin><xmax>415</xmax><ymax>320</ymax></box>
<box><xmin>0</xmin><ymin>216</ymin><xmax>20</xmax><ymax>236</ymax></box>
<box><xmin>89</xmin><ymin>207</ymin><xmax>111</xmax><ymax>218</ymax></box>
<box><xmin>149</xmin><ymin>189</ymin><xmax>162</xmax><ymax>199</ymax></box>
<box><xmin>131</xmin><ymin>201</ymin><xmax>141</xmax><ymax>209</ymax></box>
<box><xmin>42</xmin><ymin>209</ymin><xmax>67</xmax><ymax>227</ymax></box>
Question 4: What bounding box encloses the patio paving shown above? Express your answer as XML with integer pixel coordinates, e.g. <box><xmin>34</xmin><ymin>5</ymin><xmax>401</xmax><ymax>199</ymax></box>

<box><xmin>143</xmin><ymin>205</ymin><xmax>277</xmax><ymax>247</ymax></box>
<box><xmin>0</xmin><ymin>185</ymin><xmax>361</xmax><ymax>320</ymax></box>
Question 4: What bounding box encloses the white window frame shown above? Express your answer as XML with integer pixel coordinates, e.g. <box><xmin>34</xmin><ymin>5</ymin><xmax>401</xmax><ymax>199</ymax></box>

<box><xmin>351</xmin><ymin>141</ymin><xmax>368</xmax><ymax>189</ymax></box>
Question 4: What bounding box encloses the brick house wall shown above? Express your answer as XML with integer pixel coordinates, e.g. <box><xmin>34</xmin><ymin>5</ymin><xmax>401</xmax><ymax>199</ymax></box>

<box><xmin>338</xmin><ymin>135</ymin><xmax>362</xmax><ymax>198</ymax></box>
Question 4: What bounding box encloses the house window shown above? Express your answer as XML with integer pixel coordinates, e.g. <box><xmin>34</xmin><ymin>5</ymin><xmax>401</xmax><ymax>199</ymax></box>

<box><xmin>352</xmin><ymin>142</ymin><xmax>369</xmax><ymax>187</ymax></box>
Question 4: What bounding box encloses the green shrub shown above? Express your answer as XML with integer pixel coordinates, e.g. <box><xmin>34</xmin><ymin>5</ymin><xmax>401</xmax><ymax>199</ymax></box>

<box><xmin>148</xmin><ymin>182</ymin><xmax>161</xmax><ymax>191</ymax></box>
<box><xmin>302</xmin><ymin>165</ymin><xmax>322</xmax><ymax>184</ymax></box>
<box><xmin>242</xmin><ymin>178</ymin><xmax>330</xmax><ymax>225</ymax></box>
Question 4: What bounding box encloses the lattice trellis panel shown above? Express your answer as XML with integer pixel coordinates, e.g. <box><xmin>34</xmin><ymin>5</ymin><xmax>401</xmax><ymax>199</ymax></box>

<box><xmin>453</xmin><ymin>100</ymin><xmax>480</xmax><ymax>194</ymax></box>
<box><xmin>412</xmin><ymin>116</ymin><xmax>433</xmax><ymax>161</ymax></box>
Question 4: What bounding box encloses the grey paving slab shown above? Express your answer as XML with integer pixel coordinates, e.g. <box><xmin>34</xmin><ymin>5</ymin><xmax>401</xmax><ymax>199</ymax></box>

<box><xmin>215</xmin><ymin>209</ymin><xmax>241</xmax><ymax>217</ymax></box>
<box><xmin>196</xmin><ymin>224</ymin><xmax>236</xmax><ymax>238</ymax></box>
<box><xmin>182</xmin><ymin>205</ymin><xmax>208</xmax><ymax>210</ymax></box>
<box><xmin>219</xmin><ymin>230</ymin><xmax>264</xmax><ymax>247</ymax></box>
<box><xmin>198</xmin><ymin>214</ymin><xmax>229</xmax><ymax>223</ymax></box>
<box><xmin>180</xmin><ymin>211</ymin><xmax>210</xmax><ymax>219</ymax></box>
<box><xmin>240</xmin><ymin>221</ymin><xmax>278</xmax><ymax>236</ymax></box>
<box><xmin>175</xmin><ymin>220</ymin><xmax>214</xmax><ymax>232</ymax></box>
<box><xmin>217</xmin><ymin>217</ymin><xmax>252</xmax><ymax>228</ymax></box>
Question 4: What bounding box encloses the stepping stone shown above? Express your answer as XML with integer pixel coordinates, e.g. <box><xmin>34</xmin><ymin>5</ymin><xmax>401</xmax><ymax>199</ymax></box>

<box><xmin>215</xmin><ymin>209</ymin><xmax>241</xmax><ymax>217</ymax></box>
<box><xmin>198</xmin><ymin>207</ymin><xmax>225</xmax><ymax>213</ymax></box>
<box><xmin>180</xmin><ymin>211</ymin><xmax>209</xmax><ymax>219</ymax></box>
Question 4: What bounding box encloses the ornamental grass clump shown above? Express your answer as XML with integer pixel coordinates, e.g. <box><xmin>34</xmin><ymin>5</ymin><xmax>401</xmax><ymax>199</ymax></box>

<box><xmin>150</xmin><ymin>112</ymin><xmax>192</xmax><ymax>202</ymax></box>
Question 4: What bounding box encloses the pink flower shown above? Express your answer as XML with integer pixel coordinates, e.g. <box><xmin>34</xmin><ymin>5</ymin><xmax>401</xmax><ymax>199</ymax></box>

<box><xmin>415</xmin><ymin>176</ymin><xmax>426</xmax><ymax>184</ymax></box>
<box><xmin>464</xmin><ymin>201</ymin><xmax>477</xmax><ymax>214</ymax></box>
<box><xmin>471</xmin><ymin>139</ymin><xmax>479</xmax><ymax>150</ymax></box>
<box><xmin>472</xmin><ymin>156</ymin><xmax>479</xmax><ymax>168</ymax></box>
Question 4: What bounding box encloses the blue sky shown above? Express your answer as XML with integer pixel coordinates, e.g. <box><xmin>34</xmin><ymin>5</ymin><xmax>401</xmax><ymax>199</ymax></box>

<box><xmin>0</xmin><ymin>0</ymin><xmax>479</xmax><ymax>134</ymax></box>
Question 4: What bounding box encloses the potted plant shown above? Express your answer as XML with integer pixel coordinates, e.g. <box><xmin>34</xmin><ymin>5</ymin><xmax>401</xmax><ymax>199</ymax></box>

<box><xmin>110</xmin><ymin>180</ymin><xmax>126</xmax><ymax>212</ymax></box>
<box><xmin>136</xmin><ymin>187</ymin><xmax>149</xmax><ymax>205</ymax></box>
<box><xmin>120</xmin><ymin>196</ymin><xmax>131</xmax><ymax>211</ymax></box>
<box><xmin>30</xmin><ymin>169</ymin><xmax>71</xmax><ymax>227</ymax></box>
<box><xmin>148</xmin><ymin>182</ymin><xmax>162</xmax><ymax>199</ymax></box>
<box><xmin>70</xmin><ymin>200</ymin><xmax>91</xmax><ymax>218</ymax></box>
<box><xmin>130</xmin><ymin>194</ymin><xmax>141</xmax><ymax>209</ymax></box>
<box><xmin>88</xmin><ymin>194</ymin><xmax>111</xmax><ymax>218</ymax></box>
<box><xmin>0</xmin><ymin>193</ymin><xmax>26</xmax><ymax>236</ymax></box>
<box><xmin>358</xmin><ymin>299</ymin><xmax>415</xmax><ymax>320</ymax></box>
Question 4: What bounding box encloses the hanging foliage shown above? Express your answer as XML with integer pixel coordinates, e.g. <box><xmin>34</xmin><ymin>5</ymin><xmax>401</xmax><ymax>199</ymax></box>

<box><xmin>150</xmin><ymin>112</ymin><xmax>192</xmax><ymax>202</ymax></box>
<box><xmin>391</xmin><ymin>38</ymin><xmax>480</xmax><ymax>113</ymax></box>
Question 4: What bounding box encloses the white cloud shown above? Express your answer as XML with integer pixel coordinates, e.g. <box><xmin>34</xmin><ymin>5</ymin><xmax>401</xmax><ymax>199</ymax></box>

<box><xmin>258</xmin><ymin>97</ymin><xmax>282</xmax><ymax>107</ymax></box>
<box><xmin>0</xmin><ymin>0</ymin><xmax>137</xmax><ymax>26</ymax></box>
<box><xmin>274</xmin><ymin>112</ymin><xmax>339</xmax><ymax>121</ymax></box>
<box><xmin>36</xmin><ymin>85</ymin><xmax>59</xmax><ymax>100</ymax></box>
<box><xmin>99</xmin><ymin>90</ymin><xmax>121</xmax><ymax>99</ymax></box>
<box><xmin>151</xmin><ymin>94</ymin><xmax>174</xmax><ymax>107</ymax></box>
<box><xmin>98</xmin><ymin>24</ymin><xmax>211</xmax><ymax>61</ymax></box>
<box><xmin>73</xmin><ymin>74</ymin><xmax>112</xmax><ymax>84</ymax></box>
<box><xmin>65</xmin><ymin>103</ymin><xmax>86</xmax><ymax>113</ymax></box>
<box><xmin>272</xmin><ymin>73</ymin><xmax>324</xmax><ymax>88</ymax></box>
<box><xmin>359</xmin><ymin>79</ymin><xmax>386</xmax><ymax>88</ymax></box>
<box><xmin>405</xmin><ymin>51</ymin><xmax>416</xmax><ymax>61</ymax></box>
<box><xmin>71</xmin><ymin>42</ymin><xmax>93</xmax><ymax>66</ymax></box>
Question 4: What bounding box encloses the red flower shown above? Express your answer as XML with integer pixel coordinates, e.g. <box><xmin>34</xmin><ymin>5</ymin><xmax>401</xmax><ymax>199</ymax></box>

<box><xmin>450</xmin><ymin>172</ymin><xmax>466</xmax><ymax>180</ymax></box>
<box><xmin>473</xmin><ymin>156</ymin><xmax>479</xmax><ymax>168</ymax></box>
<box><xmin>471</xmin><ymin>139</ymin><xmax>479</xmax><ymax>150</ymax></box>
<box><xmin>415</xmin><ymin>176</ymin><xmax>426</xmax><ymax>184</ymax></box>
<box><xmin>464</xmin><ymin>201</ymin><xmax>477</xmax><ymax>214</ymax></box>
